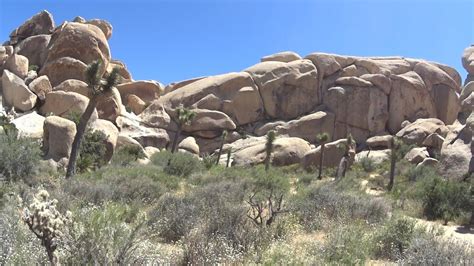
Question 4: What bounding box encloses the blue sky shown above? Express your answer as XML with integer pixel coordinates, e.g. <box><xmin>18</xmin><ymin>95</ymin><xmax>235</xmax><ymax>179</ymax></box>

<box><xmin>1</xmin><ymin>0</ymin><xmax>473</xmax><ymax>84</ymax></box>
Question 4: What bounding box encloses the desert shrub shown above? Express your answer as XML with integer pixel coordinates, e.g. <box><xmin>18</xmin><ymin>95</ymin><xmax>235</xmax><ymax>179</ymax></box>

<box><xmin>202</xmin><ymin>153</ymin><xmax>217</xmax><ymax>170</ymax></box>
<box><xmin>373</xmin><ymin>216</ymin><xmax>416</xmax><ymax>260</ymax></box>
<box><xmin>151</xmin><ymin>151</ymin><xmax>202</xmax><ymax>177</ymax></box>
<box><xmin>291</xmin><ymin>183</ymin><xmax>390</xmax><ymax>231</ymax></box>
<box><xmin>28</xmin><ymin>65</ymin><xmax>39</xmax><ymax>72</ymax></box>
<box><xmin>260</xmin><ymin>238</ymin><xmax>322</xmax><ymax>265</ymax></box>
<box><xmin>0</xmin><ymin>134</ymin><xmax>41</xmax><ymax>181</ymax></box>
<box><xmin>76</xmin><ymin>130</ymin><xmax>108</xmax><ymax>173</ymax></box>
<box><xmin>322</xmin><ymin>222</ymin><xmax>373</xmax><ymax>264</ymax></box>
<box><xmin>404</xmin><ymin>165</ymin><xmax>437</xmax><ymax>182</ymax></box>
<box><xmin>60</xmin><ymin>165</ymin><xmax>177</xmax><ymax>206</ymax></box>
<box><xmin>64</xmin><ymin>203</ymin><xmax>148</xmax><ymax>264</ymax></box>
<box><xmin>359</xmin><ymin>155</ymin><xmax>376</xmax><ymax>172</ymax></box>
<box><xmin>419</xmin><ymin>176</ymin><xmax>471</xmax><ymax>224</ymax></box>
<box><xmin>111</xmin><ymin>145</ymin><xmax>146</xmax><ymax>166</ymax></box>
<box><xmin>399</xmin><ymin>230</ymin><xmax>472</xmax><ymax>265</ymax></box>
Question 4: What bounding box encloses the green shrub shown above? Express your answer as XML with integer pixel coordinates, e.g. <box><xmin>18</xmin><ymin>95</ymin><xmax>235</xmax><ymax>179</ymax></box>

<box><xmin>76</xmin><ymin>130</ymin><xmax>108</xmax><ymax>173</ymax></box>
<box><xmin>60</xmin><ymin>165</ymin><xmax>177</xmax><ymax>206</ymax></box>
<box><xmin>111</xmin><ymin>145</ymin><xmax>146</xmax><ymax>166</ymax></box>
<box><xmin>359</xmin><ymin>155</ymin><xmax>376</xmax><ymax>172</ymax></box>
<box><xmin>291</xmin><ymin>183</ymin><xmax>390</xmax><ymax>231</ymax></box>
<box><xmin>419</xmin><ymin>176</ymin><xmax>471</xmax><ymax>224</ymax></box>
<box><xmin>64</xmin><ymin>203</ymin><xmax>148</xmax><ymax>264</ymax></box>
<box><xmin>322</xmin><ymin>222</ymin><xmax>373</xmax><ymax>264</ymax></box>
<box><xmin>152</xmin><ymin>151</ymin><xmax>202</xmax><ymax>177</ymax></box>
<box><xmin>0</xmin><ymin>134</ymin><xmax>41</xmax><ymax>181</ymax></box>
<box><xmin>202</xmin><ymin>153</ymin><xmax>216</xmax><ymax>170</ymax></box>
<box><xmin>373</xmin><ymin>216</ymin><xmax>416</xmax><ymax>260</ymax></box>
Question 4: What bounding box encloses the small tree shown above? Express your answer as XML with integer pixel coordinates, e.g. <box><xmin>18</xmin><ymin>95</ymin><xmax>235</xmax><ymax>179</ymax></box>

<box><xmin>387</xmin><ymin>137</ymin><xmax>401</xmax><ymax>191</ymax></box>
<box><xmin>316</xmin><ymin>132</ymin><xmax>330</xmax><ymax>180</ymax></box>
<box><xmin>170</xmin><ymin>105</ymin><xmax>196</xmax><ymax>154</ymax></box>
<box><xmin>66</xmin><ymin>61</ymin><xmax>120</xmax><ymax>178</ymax></box>
<box><xmin>215</xmin><ymin>130</ymin><xmax>228</xmax><ymax>165</ymax></box>
<box><xmin>21</xmin><ymin>190</ymin><xmax>72</xmax><ymax>265</ymax></box>
<box><xmin>336</xmin><ymin>134</ymin><xmax>356</xmax><ymax>180</ymax></box>
<box><xmin>264</xmin><ymin>130</ymin><xmax>276</xmax><ymax>172</ymax></box>
<box><xmin>226</xmin><ymin>148</ymin><xmax>232</xmax><ymax>168</ymax></box>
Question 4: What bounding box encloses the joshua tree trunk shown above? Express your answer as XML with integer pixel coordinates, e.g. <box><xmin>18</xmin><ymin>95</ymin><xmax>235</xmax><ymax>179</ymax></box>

<box><xmin>336</xmin><ymin>155</ymin><xmax>348</xmax><ymax>180</ymax></box>
<box><xmin>66</xmin><ymin>96</ymin><xmax>98</xmax><ymax>178</ymax></box>
<box><xmin>170</xmin><ymin>127</ymin><xmax>181</xmax><ymax>154</ymax></box>
<box><xmin>216</xmin><ymin>137</ymin><xmax>225</xmax><ymax>165</ymax></box>
<box><xmin>388</xmin><ymin>146</ymin><xmax>396</xmax><ymax>191</ymax></box>
<box><xmin>226</xmin><ymin>149</ymin><xmax>231</xmax><ymax>168</ymax></box>
<box><xmin>318</xmin><ymin>143</ymin><xmax>325</xmax><ymax>180</ymax></box>
<box><xmin>265</xmin><ymin>151</ymin><xmax>271</xmax><ymax>172</ymax></box>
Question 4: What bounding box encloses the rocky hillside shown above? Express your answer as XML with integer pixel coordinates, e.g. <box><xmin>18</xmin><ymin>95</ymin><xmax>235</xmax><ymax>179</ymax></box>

<box><xmin>0</xmin><ymin>11</ymin><xmax>472</xmax><ymax>179</ymax></box>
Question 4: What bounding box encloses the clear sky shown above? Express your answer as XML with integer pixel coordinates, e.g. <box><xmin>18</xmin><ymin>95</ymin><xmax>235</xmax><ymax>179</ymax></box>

<box><xmin>1</xmin><ymin>0</ymin><xmax>473</xmax><ymax>85</ymax></box>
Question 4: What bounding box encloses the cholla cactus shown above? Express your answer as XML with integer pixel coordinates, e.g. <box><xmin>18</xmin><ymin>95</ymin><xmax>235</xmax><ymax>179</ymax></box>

<box><xmin>21</xmin><ymin>190</ymin><xmax>72</xmax><ymax>265</ymax></box>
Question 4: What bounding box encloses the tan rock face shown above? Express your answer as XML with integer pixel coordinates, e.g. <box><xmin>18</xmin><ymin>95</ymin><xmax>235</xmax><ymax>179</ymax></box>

<box><xmin>4</xmin><ymin>54</ymin><xmax>29</xmax><ymax>79</ymax></box>
<box><xmin>180</xmin><ymin>109</ymin><xmax>236</xmax><ymax>138</ymax></box>
<box><xmin>11</xmin><ymin>112</ymin><xmax>45</xmax><ymax>139</ymax></box>
<box><xmin>54</xmin><ymin>79</ymin><xmax>89</xmax><ymax>96</ymax></box>
<box><xmin>107</xmin><ymin>59</ymin><xmax>132</xmax><ymax>83</ymax></box>
<box><xmin>127</xmin><ymin>94</ymin><xmax>147</xmax><ymax>115</ymax></box>
<box><xmin>462</xmin><ymin>45</ymin><xmax>474</xmax><ymax>75</ymax></box>
<box><xmin>43</xmin><ymin>116</ymin><xmax>76</xmax><ymax>161</ymax></box>
<box><xmin>261</xmin><ymin>51</ymin><xmax>302</xmax><ymax>63</ymax></box>
<box><xmin>39</xmin><ymin>57</ymin><xmax>87</xmax><ymax>86</ymax></box>
<box><xmin>116</xmin><ymin>115</ymin><xmax>170</xmax><ymax>149</ymax></box>
<box><xmin>301</xmin><ymin>139</ymin><xmax>350</xmax><ymax>170</ymax></box>
<box><xmin>245</xmin><ymin>60</ymin><xmax>319</xmax><ymax>120</ymax></box>
<box><xmin>439</xmin><ymin>123</ymin><xmax>473</xmax><ymax>180</ymax></box>
<box><xmin>274</xmin><ymin>111</ymin><xmax>335</xmax><ymax>143</ymax></box>
<box><xmin>15</xmin><ymin>34</ymin><xmax>51</xmax><ymax>67</ymax></box>
<box><xmin>366</xmin><ymin>135</ymin><xmax>393</xmax><ymax>150</ymax></box>
<box><xmin>9</xmin><ymin>10</ymin><xmax>55</xmax><ymax>44</ymax></box>
<box><xmin>39</xmin><ymin>91</ymin><xmax>97</xmax><ymax>121</ymax></box>
<box><xmin>178</xmin><ymin>136</ymin><xmax>200</xmax><ymax>155</ymax></box>
<box><xmin>96</xmin><ymin>87</ymin><xmax>124</xmax><ymax>122</ymax></box>
<box><xmin>158</xmin><ymin>72</ymin><xmax>264</xmax><ymax>126</ymax></box>
<box><xmin>232</xmin><ymin>137</ymin><xmax>311</xmax><ymax>167</ymax></box>
<box><xmin>117</xmin><ymin>80</ymin><xmax>162</xmax><ymax>104</ymax></box>
<box><xmin>396</xmin><ymin>118</ymin><xmax>448</xmax><ymax>146</ymax></box>
<box><xmin>85</xmin><ymin>19</ymin><xmax>113</xmax><ymax>40</ymax></box>
<box><xmin>28</xmin><ymin>75</ymin><xmax>52</xmax><ymax>101</ymax></box>
<box><xmin>2</xmin><ymin>69</ymin><xmax>37</xmax><ymax>111</ymax></box>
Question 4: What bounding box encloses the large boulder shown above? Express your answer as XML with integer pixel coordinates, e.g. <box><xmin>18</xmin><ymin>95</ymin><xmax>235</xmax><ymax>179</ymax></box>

<box><xmin>54</xmin><ymin>79</ymin><xmax>89</xmax><ymax>96</ymax></box>
<box><xmin>28</xmin><ymin>75</ymin><xmax>52</xmax><ymax>101</ymax></box>
<box><xmin>90</xmin><ymin>119</ymin><xmax>119</xmax><ymax>162</ymax></box>
<box><xmin>39</xmin><ymin>91</ymin><xmax>97</xmax><ymax>120</ymax></box>
<box><xmin>9</xmin><ymin>10</ymin><xmax>54</xmax><ymax>44</ymax></box>
<box><xmin>274</xmin><ymin>111</ymin><xmax>335</xmax><ymax>143</ymax></box>
<box><xmin>355</xmin><ymin>150</ymin><xmax>391</xmax><ymax>165</ymax></box>
<box><xmin>42</xmin><ymin>22</ymin><xmax>110</xmax><ymax>82</ymax></box>
<box><xmin>366</xmin><ymin>135</ymin><xmax>393</xmax><ymax>150</ymax></box>
<box><xmin>4</xmin><ymin>54</ymin><xmax>29</xmax><ymax>79</ymax></box>
<box><xmin>107</xmin><ymin>59</ymin><xmax>132</xmax><ymax>83</ymax></box>
<box><xmin>232</xmin><ymin>137</ymin><xmax>311</xmax><ymax>167</ymax></box>
<box><xmin>127</xmin><ymin>94</ymin><xmax>147</xmax><ymax>115</ymax></box>
<box><xmin>178</xmin><ymin>136</ymin><xmax>200</xmax><ymax>155</ymax></box>
<box><xmin>14</xmin><ymin>34</ymin><xmax>51</xmax><ymax>67</ymax></box>
<box><xmin>396</xmin><ymin>118</ymin><xmax>449</xmax><ymax>146</ymax></box>
<box><xmin>439</xmin><ymin>124</ymin><xmax>473</xmax><ymax>180</ymax></box>
<box><xmin>85</xmin><ymin>19</ymin><xmax>113</xmax><ymax>40</ymax></box>
<box><xmin>116</xmin><ymin>80</ymin><xmax>162</xmax><ymax>104</ymax></box>
<box><xmin>462</xmin><ymin>45</ymin><xmax>474</xmax><ymax>75</ymax></box>
<box><xmin>244</xmin><ymin>59</ymin><xmax>319</xmax><ymax>120</ymax></box>
<box><xmin>39</xmin><ymin>57</ymin><xmax>87</xmax><ymax>86</ymax></box>
<box><xmin>301</xmin><ymin>138</ymin><xmax>350</xmax><ymax>170</ymax></box>
<box><xmin>2</xmin><ymin>69</ymin><xmax>37</xmax><ymax>111</ymax></box>
<box><xmin>11</xmin><ymin>112</ymin><xmax>45</xmax><ymax>139</ymax></box>
<box><xmin>180</xmin><ymin>109</ymin><xmax>236</xmax><ymax>138</ymax></box>
<box><xmin>261</xmin><ymin>51</ymin><xmax>302</xmax><ymax>63</ymax></box>
<box><xmin>157</xmin><ymin>72</ymin><xmax>264</xmax><ymax>125</ymax></box>
<box><xmin>43</xmin><ymin>116</ymin><xmax>76</xmax><ymax>161</ymax></box>
<box><xmin>404</xmin><ymin>147</ymin><xmax>429</xmax><ymax>164</ymax></box>
<box><xmin>116</xmin><ymin>115</ymin><xmax>170</xmax><ymax>149</ymax></box>
<box><xmin>96</xmin><ymin>87</ymin><xmax>125</xmax><ymax>122</ymax></box>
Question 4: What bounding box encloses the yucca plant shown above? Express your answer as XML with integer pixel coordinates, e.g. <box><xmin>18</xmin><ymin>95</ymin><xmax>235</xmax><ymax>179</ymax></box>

<box><xmin>66</xmin><ymin>61</ymin><xmax>120</xmax><ymax>178</ymax></box>
<box><xmin>316</xmin><ymin>132</ymin><xmax>330</xmax><ymax>180</ymax></box>
<box><xmin>264</xmin><ymin>130</ymin><xmax>276</xmax><ymax>172</ymax></box>
<box><xmin>215</xmin><ymin>130</ymin><xmax>228</xmax><ymax>165</ymax></box>
<box><xmin>387</xmin><ymin>137</ymin><xmax>402</xmax><ymax>191</ymax></box>
<box><xmin>170</xmin><ymin>105</ymin><xmax>196</xmax><ymax>154</ymax></box>
<box><xmin>226</xmin><ymin>148</ymin><xmax>232</xmax><ymax>168</ymax></box>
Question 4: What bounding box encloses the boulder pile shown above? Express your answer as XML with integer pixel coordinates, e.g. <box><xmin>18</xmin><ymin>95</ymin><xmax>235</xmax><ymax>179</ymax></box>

<box><xmin>0</xmin><ymin>11</ymin><xmax>471</xmax><ymax>179</ymax></box>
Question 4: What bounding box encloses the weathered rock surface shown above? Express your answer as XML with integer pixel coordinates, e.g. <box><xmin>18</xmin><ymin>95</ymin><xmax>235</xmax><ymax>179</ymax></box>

<box><xmin>366</xmin><ymin>135</ymin><xmax>393</xmax><ymax>150</ymax></box>
<box><xmin>178</xmin><ymin>136</ymin><xmax>200</xmax><ymax>155</ymax></box>
<box><xmin>301</xmin><ymin>139</ymin><xmax>350</xmax><ymax>170</ymax></box>
<box><xmin>91</xmin><ymin>119</ymin><xmax>119</xmax><ymax>161</ymax></box>
<box><xmin>11</xmin><ymin>111</ymin><xmax>45</xmax><ymax>139</ymax></box>
<box><xmin>15</xmin><ymin>34</ymin><xmax>51</xmax><ymax>67</ymax></box>
<box><xmin>4</xmin><ymin>54</ymin><xmax>29</xmax><ymax>79</ymax></box>
<box><xmin>39</xmin><ymin>91</ymin><xmax>97</xmax><ymax>120</ymax></box>
<box><xmin>39</xmin><ymin>57</ymin><xmax>87</xmax><ymax>86</ymax></box>
<box><xmin>28</xmin><ymin>75</ymin><xmax>52</xmax><ymax>101</ymax></box>
<box><xmin>462</xmin><ymin>45</ymin><xmax>474</xmax><ymax>75</ymax></box>
<box><xmin>43</xmin><ymin>115</ymin><xmax>76</xmax><ymax>161</ymax></box>
<box><xmin>117</xmin><ymin>80</ymin><xmax>162</xmax><ymax>104</ymax></box>
<box><xmin>9</xmin><ymin>10</ymin><xmax>54</xmax><ymax>44</ymax></box>
<box><xmin>232</xmin><ymin>137</ymin><xmax>311</xmax><ymax>167</ymax></box>
<box><xmin>396</xmin><ymin>118</ymin><xmax>448</xmax><ymax>145</ymax></box>
<box><xmin>404</xmin><ymin>147</ymin><xmax>429</xmax><ymax>164</ymax></box>
<box><xmin>2</xmin><ymin>69</ymin><xmax>37</xmax><ymax>111</ymax></box>
<box><xmin>245</xmin><ymin>60</ymin><xmax>319</xmax><ymax>120</ymax></box>
<box><xmin>261</xmin><ymin>51</ymin><xmax>302</xmax><ymax>63</ymax></box>
<box><xmin>355</xmin><ymin>149</ymin><xmax>391</xmax><ymax>165</ymax></box>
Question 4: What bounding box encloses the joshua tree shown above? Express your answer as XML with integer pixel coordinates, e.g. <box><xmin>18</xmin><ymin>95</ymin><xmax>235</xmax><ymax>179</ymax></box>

<box><xmin>216</xmin><ymin>130</ymin><xmax>228</xmax><ymax>165</ymax></box>
<box><xmin>170</xmin><ymin>105</ymin><xmax>196</xmax><ymax>154</ymax></box>
<box><xmin>226</xmin><ymin>148</ymin><xmax>232</xmax><ymax>168</ymax></box>
<box><xmin>66</xmin><ymin>61</ymin><xmax>120</xmax><ymax>178</ymax></box>
<box><xmin>336</xmin><ymin>134</ymin><xmax>355</xmax><ymax>180</ymax></box>
<box><xmin>387</xmin><ymin>137</ymin><xmax>401</xmax><ymax>191</ymax></box>
<box><xmin>316</xmin><ymin>132</ymin><xmax>330</xmax><ymax>180</ymax></box>
<box><xmin>264</xmin><ymin>130</ymin><xmax>276</xmax><ymax>172</ymax></box>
